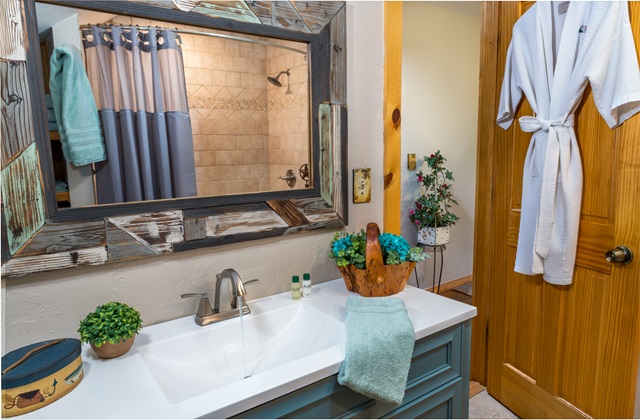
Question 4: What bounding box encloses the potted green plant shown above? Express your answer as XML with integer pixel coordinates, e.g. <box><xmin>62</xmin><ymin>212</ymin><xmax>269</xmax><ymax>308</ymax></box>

<box><xmin>409</xmin><ymin>150</ymin><xmax>460</xmax><ymax>245</ymax></box>
<box><xmin>329</xmin><ymin>223</ymin><xmax>426</xmax><ymax>296</ymax></box>
<box><xmin>78</xmin><ymin>302</ymin><xmax>142</xmax><ymax>359</ymax></box>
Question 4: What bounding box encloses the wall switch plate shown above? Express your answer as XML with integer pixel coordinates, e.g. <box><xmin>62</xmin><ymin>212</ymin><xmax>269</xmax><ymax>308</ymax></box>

<box><xmin>353</xmin><ymin>168</ymin><xmax>371</xmax><ymax>203</ymax></box>
<box><xmin>408</xmin><ymin>153</ymin><xmax>416</xmax><ymax>170</ymax></box>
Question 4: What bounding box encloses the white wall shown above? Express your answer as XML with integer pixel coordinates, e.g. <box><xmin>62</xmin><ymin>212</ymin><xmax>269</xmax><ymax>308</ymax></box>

<box><xmin>401</xmin><ymin>2</ymin><xmax>480</xmax><ymax>289</ymax></box>
<box><xmin>1</xmin><ymin>2</ymin><xmax>385</xmax><ymax>353</ymax></box>
<box><xmin>50</xmin><ymin>14</ymin><xmax>96</xmax><ymax>207</ymax></box>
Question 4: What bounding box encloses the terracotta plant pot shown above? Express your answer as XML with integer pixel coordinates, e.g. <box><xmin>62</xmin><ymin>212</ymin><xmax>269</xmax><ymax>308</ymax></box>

<box><xmin>90</xmin><ymin>336</ymin><xmax>135</xmax><ymax>359</ymax></box>
<box><xmin>337</xmin><ymin>223</ymin><xmax>416</xmax><ymax>297</ymax></box>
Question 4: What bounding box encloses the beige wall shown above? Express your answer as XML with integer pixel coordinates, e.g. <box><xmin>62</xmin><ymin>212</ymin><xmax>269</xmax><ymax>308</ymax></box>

<box><xmin>1</xmin><ymin>2</ymin><xmax>384</xmax><ymax>353</ymax></box>
<box><xmin>401</xmin><ymin>2</ymin><xmax>481</xmax><ymax>288</ymax></box>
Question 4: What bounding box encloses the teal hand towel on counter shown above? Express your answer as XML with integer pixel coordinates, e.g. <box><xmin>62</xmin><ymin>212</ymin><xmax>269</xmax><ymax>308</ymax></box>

<box><xmin>338</xmin><ymin>295</ymin><xmax>415</xmax><ymax>405</ymax></box>
<box><xmin>49</xmin><ymin>44</ymin><xmax>106</xmax><ymax>166</ymax></box>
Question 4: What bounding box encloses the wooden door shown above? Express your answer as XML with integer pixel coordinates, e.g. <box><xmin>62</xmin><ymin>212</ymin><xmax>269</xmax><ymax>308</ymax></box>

<box><xmin>475</xmin><ymin>2</ymin><xmax>640</xmax><ymax>418</ymax></box>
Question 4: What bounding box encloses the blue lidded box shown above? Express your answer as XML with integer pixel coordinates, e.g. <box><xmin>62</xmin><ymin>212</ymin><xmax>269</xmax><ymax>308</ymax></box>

<box><xmin>1</xmin><ymin>338</ymin><xmax>83</xmax><ymax>417</ymax></box>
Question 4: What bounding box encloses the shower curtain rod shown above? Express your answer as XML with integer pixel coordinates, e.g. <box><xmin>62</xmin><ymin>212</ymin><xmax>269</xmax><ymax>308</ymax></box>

<box><xmin>79</xmin><ymin>24</ymin><xmax>308</xmax><ymax>56</ymax></box>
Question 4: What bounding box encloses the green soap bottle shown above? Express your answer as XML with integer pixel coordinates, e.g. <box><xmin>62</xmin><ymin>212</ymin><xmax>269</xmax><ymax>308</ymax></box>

<box><xmin>291</xmin><ymin>275</ymin><xmax>301</xmax><ymax>300</ymax></box>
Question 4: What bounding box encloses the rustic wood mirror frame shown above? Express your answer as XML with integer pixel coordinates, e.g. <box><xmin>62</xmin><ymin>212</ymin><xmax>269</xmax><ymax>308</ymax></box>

<box><xmin>1</xmin><ymin>0</ymin><xmax>347</xmax><ymax>277</ymax></box>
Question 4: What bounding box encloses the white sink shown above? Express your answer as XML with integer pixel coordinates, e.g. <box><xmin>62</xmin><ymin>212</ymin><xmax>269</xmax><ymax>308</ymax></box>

<box><xmin>138</xmin><ymin>302</ymin><xmax>344</xmax><ymax>404</ymax></box>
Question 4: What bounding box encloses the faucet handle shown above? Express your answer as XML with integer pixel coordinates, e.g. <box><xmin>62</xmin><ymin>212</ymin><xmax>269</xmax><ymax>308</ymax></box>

<box><xmin>181</xmin><ymin>292</ymin><xmax>208</xmax><ymax>299</ymax></box>
<box><xmin>238</xmin><ymin>279</ymin><xmax>259</xmax><ymax>296</ymax></box>
<box><xmin>181</xmin><ymin>293</ymin><xmax>214</xmax><ymax>322</ymax></box>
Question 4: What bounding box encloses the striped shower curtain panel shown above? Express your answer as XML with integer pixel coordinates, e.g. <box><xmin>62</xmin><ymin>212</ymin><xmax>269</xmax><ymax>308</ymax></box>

<box><xmin>82</xmin><ymin>25</ymin><xmax>196</xmax><ymax>204</ymax></box>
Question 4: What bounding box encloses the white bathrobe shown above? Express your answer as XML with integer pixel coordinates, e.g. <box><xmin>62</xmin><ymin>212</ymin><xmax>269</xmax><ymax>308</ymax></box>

<box><xmin>497</xmin><ymin>1</ymin><xmax>640</xmax><ymax>285</ymax></box>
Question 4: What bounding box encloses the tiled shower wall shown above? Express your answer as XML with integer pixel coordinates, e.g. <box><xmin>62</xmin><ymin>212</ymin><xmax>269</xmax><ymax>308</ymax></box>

<box><xmin>107</xmin><ymin>16</ymin><xmax>309</xmax><ymax>196</ymax></box>
<box><xmin>267</xmin><ymin>43</ymin><xmax>310</xmax><ymax>191</ymax></box>
<box><xmin>182</xmin><ymin>34</ymin><xmax>270</xmax><ymax>196</ymax></box>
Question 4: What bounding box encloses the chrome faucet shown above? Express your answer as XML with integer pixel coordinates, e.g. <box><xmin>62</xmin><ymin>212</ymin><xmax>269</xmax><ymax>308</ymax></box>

<box><xmin>181</xmin><ymin>268</ymin><xmax>258</xmax><ymax>326</ymax></box>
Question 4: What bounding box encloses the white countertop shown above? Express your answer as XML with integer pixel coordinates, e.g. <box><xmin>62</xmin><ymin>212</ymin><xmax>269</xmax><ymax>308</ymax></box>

<box><xmin>21</xmin><ymin>279</ymin><xmax>476</xmax><ymax>419</ymax></box>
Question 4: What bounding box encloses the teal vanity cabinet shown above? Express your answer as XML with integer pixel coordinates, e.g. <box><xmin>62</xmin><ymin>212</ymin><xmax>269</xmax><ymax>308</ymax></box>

<box><xmin>234</xmin><ymin>320</ymin><xmax>472</xmax><ymax>419</ymax></box>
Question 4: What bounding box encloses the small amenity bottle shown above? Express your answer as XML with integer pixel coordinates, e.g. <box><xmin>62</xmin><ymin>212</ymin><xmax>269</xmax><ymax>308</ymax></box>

<box><xmin>302</xmin><ymin>273</ymin><xmax>311</xmax><ymax>297</ymax></box>
<box><xmin>291</xmin><ymin>275</ymin><xmax>301</xmax><ymax>300</ymax></box>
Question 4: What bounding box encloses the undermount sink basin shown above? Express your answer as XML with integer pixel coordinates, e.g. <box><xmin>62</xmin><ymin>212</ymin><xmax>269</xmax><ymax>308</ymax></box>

<box><xmin>138</xmin><ymin>302</ymin><xmax>344</xmax><ymax>404</ymax></box>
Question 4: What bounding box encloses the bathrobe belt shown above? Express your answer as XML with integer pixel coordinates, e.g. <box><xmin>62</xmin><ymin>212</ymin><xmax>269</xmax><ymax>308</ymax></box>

<box><xmin>518</xmin><ymin>114</ymin><xmax>575</xmax><ymax>259</ymax></box>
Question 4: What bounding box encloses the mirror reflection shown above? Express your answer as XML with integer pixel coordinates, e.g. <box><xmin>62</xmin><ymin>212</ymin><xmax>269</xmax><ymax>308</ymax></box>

<box><xmin>36</xmin><ymin>2</ymin><xmax>311</xmax><ymax>208</ymax></box>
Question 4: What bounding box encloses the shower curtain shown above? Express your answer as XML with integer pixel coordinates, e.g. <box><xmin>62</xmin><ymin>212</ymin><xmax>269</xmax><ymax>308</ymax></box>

<box><xmin>82</xmin><ymin>25</ymin><xmax>197</xmax><ymax>204</ymax></box>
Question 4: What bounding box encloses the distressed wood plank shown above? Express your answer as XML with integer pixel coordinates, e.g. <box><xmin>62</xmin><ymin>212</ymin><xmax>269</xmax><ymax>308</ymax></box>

<box><xmin>266</xmin><ymin>199</ymin><xmax>310</xmax><ymax>227</ymax></box>
<box><xmin>1</xmin><ymin>142</ymin><xmax>45</xmax><ymax>255</ymax></box>
<box><xmin>245</xmin><ymin>1</ymin><xmax>272</xmax><ymax>25</ymax></box>
<box><xmin>318</xmin><ymin>103</ymin><xmax>333</xmax><ymax>206</ymax></box>
<box><xmin>205</xmin><ymin>207</ymin><xmax>288</xmax><ymax>237</ymax></box>
<box><xmin>184</xmin><ymin>217</ymin><xmax>207</xmax><ymax>241</ymax></box>
<box><xmin>171</xmin><ymin>0</ymin><xmax>198</xmax><ymax>12</ymax></box>
<box><xmin>332</xmin><ymin>104</ymin><xmax>347</xmax><ymax>222</ymax></box>
<box><xmin>293</xmin><ymin>1</ymin><xmax>344</xmax><ymax>37</ymax></box>
<box><xmin>193</xmin><ymin>1</ymin><xmax>261</xmax><ymax>24</ymax></box>
<box><xmin>106</xmin><ymin>221</ymin><xmax>159</xmax><ymax>262</ymax></box>
<box><xmin>329</xmin><ymin>6</ymin><xmax>346</xmax><ymax>105</ymax></box>
<box><xmin>0</xmin><ymin>0</ymin><xmax>25</xmax><ymax>61</ymax></box>
<box><xmin>1</xmin><ymin>246</ymin><xmax>108</xmax><ymax>277</ymax></box>
<box><xmin>271</xmin><ymin>1</ymin><xmax>311</xmax><ymax>33</ymax></box>
<box><xmin>1</xmin><ymin>60</ymin><xmax>36</xmax><ymax>167</ymax></box>
<box><xmin>108</xmin><ymin>210</ymin><xmax>183</xmax><ymax>254</ymax></box>
<box><xmin>173</xmin><ymin>228</ymin><xmax>289</xmax><ymax>252</ymax></box>
<box><xmin>1</xmin><ymin>211</ymin><xmax>9</xmax><ymax>264</ymax></box>
<box><xmin>14</xmin><ymin>220</ymin><xmax>105</xmax><ymax>257</ymax></box>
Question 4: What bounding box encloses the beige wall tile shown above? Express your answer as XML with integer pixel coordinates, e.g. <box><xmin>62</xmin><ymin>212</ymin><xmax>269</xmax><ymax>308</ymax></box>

<box><xmin>223</xmin><ymin>136</ymin><xmax>238</xmax><ymax>150</ymax></box>
<box><xmin>233</xmin><ymin>57</ymin><xmax>248</xmax><ymax>73</ymax></box>
<box><xmin>243</xmin><ymin>179</ymin><xmax>259</xmax><ymax>192</ymax></box>
<box><xmin>229</xmin><ymin>119</ymin><xmax>244</xmax><ymax>135</ymax></box>
<box><xmin>195</xmin><ymin>69</ymin><xmax>212</xmax><ymax>85</ymax></box>
<box><xmin>216</xmin><ymin>151</ymin><xmax>244</xmax><ymax>166</ymax></box>
<box><xmin>194</xmin><ymin>35</ymin><xmax>210</xmax><ymax>53</ymax></box>
<box><xmin>238</xmin><ymin>136</ymin><xmax>265</xmax><ymax>150</ymax></box>
<box><xmin>200</xmin><ymin>151</ymin><xmax>216</xmax><ymax>166</ymax></box>
<box><xmin>227</xmin><ymin>72</ymin><xmax>242</xmax><ymax>88</ymax></box>
<box><xmin>193</xmin><ymin>135</ymin><xmax>208</xmax><ymax>151</ymax></box>
<box><xmin>244</xmin><ymin>150</ymin><xmax>268</xmax><ymax>164</ymax></box>
<box><xmin>218</xmin><ymin>55</ymin><xmax>234</xmax><ymax>71</ymax></box>
<box><xmin>202</xmin><ymin>52</ymin><xmax>218</xmax><ymax>70</ymax></box>
<box><xmin>208</xmin><ymin>135</ymin><xmax>224</xmax><ymax>151</ymax></box>
<box><xmin>184</xmin><ymin>51</ymin><xmax>202</xmax><ymax>68</ymax></box>
<box><xmin>214</xmin><ymin>119</ymin><xmax>229</xmax><ymax>135</ymax></box>
<box><xmin>225</xmin><ymin>39</ymin><xmax>240</xmax><ymax>57</ymax></box>
<box><xmin>241</xmin><ymin>73</ymin><xmax>255</xmax><ymax>89</ymax></box>
<box><xmin>211</xmin><ymin>69</ymin><xmax>227</xmax><ymax>86</ymax></box>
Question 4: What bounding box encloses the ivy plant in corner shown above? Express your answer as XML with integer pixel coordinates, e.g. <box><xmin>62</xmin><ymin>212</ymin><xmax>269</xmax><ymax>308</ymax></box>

<box><xmin>78</xmin><ymin>301</ymin><xmax>142</xmax><ymax>359</ymax></box>
<box><xmin>409</xmin><ymin>150</ymin><xmax>460</xmax><ymax>246</ymax></box>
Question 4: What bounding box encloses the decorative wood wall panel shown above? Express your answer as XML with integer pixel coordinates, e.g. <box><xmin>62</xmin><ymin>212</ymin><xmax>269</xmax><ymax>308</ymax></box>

<box><xmin>14</xmin><ymin>220</ymin><xmax>106</xmax><ymax>257</ymax></box>
<box><xmin>129</xmin><ymin>0</ymin><xmax>341</xmax><ymax>34</ymax></box>
<box><xmin>1</xmin><ymin>246</ymin><xmax>108</xmax><ymax>277</ymax></box>
<box><xmin>1</xmin><ymin>142</ymin><xmax>45</xmax><ymax>255</ymax></box>
<box><xmin>1</xmin><ymin>60</ymin><xmax>36</xmax><ymax>167</ymax></box>
<box><xmin>0</xmin><ymin>0</ymin><xmax>25</xmax><ymax>61</ymax></box>
<box><xmin>1</xmin><ymin>0</ymin><xmax>347</xmax><ymax>277</ymax></box>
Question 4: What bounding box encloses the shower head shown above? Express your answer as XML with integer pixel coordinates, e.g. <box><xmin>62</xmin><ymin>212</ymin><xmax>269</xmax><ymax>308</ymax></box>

<box><xmin>267</xmin><ymin>69</ymin><xmax>290</xmax><ymax>87</ymax></box>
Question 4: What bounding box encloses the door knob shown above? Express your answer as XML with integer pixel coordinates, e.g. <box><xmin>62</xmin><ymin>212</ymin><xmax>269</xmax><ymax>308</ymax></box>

<box><xmin>605</xmin><ymin>246</ymin><xmax>633</xmax><ymax>265</ymax></box>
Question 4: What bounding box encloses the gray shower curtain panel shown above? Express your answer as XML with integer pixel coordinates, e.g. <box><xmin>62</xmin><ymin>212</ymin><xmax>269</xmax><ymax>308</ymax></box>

<box><xmin>82</xmin><ymin>25</ymin><xmax>196</xmax><ymax>204</ymax></box>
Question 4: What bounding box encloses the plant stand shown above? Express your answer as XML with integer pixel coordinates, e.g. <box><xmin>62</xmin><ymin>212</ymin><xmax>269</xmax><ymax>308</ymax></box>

<box><xmin>417</xmin><ymin>243</ymin><xmax>447</xmax><ymax>294</ymax></box>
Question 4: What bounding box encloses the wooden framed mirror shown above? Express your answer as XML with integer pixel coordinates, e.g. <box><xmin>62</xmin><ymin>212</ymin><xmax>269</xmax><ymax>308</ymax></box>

<box><xmin>1</xmin><ymin>0</ymin><xmax>347</xmax><ymax>277</ymax></box>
